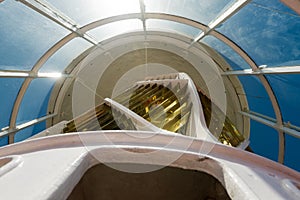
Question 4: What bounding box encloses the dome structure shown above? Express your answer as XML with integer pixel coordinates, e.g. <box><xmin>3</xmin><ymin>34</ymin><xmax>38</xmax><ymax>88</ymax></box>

<box><xmin>0</xmin><ymin>0</ymin><xmax>299</xmax><ymax>172</ymax></box>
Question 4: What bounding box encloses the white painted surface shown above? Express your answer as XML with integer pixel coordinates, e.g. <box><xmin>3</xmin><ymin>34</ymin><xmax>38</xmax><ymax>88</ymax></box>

<box><xmin>0</xmin><ymin>137</ymin><xmax>298</xmax><ymax>200</ymax></box>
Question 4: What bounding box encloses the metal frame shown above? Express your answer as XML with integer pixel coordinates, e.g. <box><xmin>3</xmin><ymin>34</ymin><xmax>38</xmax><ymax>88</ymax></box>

<box><xmin>139</xmin><ymin>0</ymin><xmax>147</xmax><ymax>33</ymax></box>
<box><xmin>0</xmin><ymin>113</ymin><xmax>57</xmax><ymax>143</ymax></box>
<box><xmin>240</xmin><ymin>111</ymin><xmax>300</xmax><ymax>139</ymax></box>
<box><xmin>17</xmin><ymin>0</ymin><xmax>98</xmax><ymax>45</ymax></box>
<box><xmin>222</xmin><ymin>66</ymin><xmax>300</xmax><ymax>76</ymax></box>
<box><xmin>0</xmin><ymin>70</ymin><xmax>72</xmax><ymax>78</ymax></box>
<box><xmin>3</xmin><ymin>0</ymin><xmax>298</xmax><ymax>164</ymax></box>
<box><xmin>8</xmin><ymin>34</ymin><xmax>77</xmax><ymax>133</ymax></box>
<box><xmin>187</xmin><ymin>0</ymin><xmax>284</xmax><ymax>163</ymax></box>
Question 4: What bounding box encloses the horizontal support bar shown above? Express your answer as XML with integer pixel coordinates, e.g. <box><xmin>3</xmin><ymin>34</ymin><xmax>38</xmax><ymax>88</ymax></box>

<box><xmin>222</xmin><ymin>66</ymin><xmax>300</xmax><ymax>76</ymax></box>
<box><xmin>0</xmin><ymin>113</ymin><xmax>57</xmax><ymax>138</ymax></box>
<box><xmin>0</xmin><ymin>70</ymin><xmax>72</xmax><ymax>78</ymax></box>
<box><xmin>240</xmin><ymin>111</ymin><xmax>300</xmax><ymax>138</ymax></box>
<box><xmin>0</xmin><ymin>71</ymin><xmax>29</xmax><ymax>78</ymax></box>
<box><xmin>37</xmin><ymin>72</ymin><xmax>72</xmax><ymax>78</ymax></box>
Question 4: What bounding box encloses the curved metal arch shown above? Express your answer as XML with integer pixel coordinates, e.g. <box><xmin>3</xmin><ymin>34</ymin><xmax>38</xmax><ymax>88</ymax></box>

<box><xmin>8</xmin><ymin>33</ymin><xmax>78</xmax><ymax>143</ymax></box>
<box><xmin>210</xmin><ymin>27</ymin><xmax>284</xmax><ymax>163</ymax></box>
<box><xmin>9</xmin><ymin>12</ymin><xmax>284</xmax><ymax>162</ymax></box>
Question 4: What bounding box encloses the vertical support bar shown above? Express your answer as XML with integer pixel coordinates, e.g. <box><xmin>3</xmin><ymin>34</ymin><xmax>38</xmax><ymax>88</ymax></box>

<box><xmin>8</xmin><ymin>133</ymin><xmax>15</xmax><ymax>144</ymax></box>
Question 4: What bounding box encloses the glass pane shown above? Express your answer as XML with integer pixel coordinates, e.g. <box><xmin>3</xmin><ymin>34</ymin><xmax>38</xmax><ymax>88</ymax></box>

<box><xmin>144</xmin><ymin>0</ymin><xmax>235</xmax><ymax>25</ymax></box>
<box><xmin>87</xmin><ymin>19</ymin><xmax>142</xmax><ymax>43</ymax></box>
<box><xmin>250</xmin><ymin>120</ymin><xmax>279</xmax><ymax>162</ymax></box>
<box><xmin>285</xmin><ymin>134</ymin><xmax>300</xmax><ymax>172</ymax></box>
<box><xmin>0</xmin><ymin>78</ymin><xmax>24</xmax><ymax>130</ymax></box>
<box><xmin>39</xmin><ymin>38</ymin><xmax>92</xmax><ymax>73</ymax></box>
<box><xmin>0</xmin><ymin>137</ymin><xmax>8</xmax><ymax>147</ymax></box>
<box><xmin>238</xmin><ymin>76</ymin><xmax>276</xmax><ymax>118</ymax></box>
<box><xmin>147</xmin><ymin>19</ymin><xmax>200</xmax><ymax>38</ymax></box>
<box><xmin>217</xmin><ymin>2</ymin><xmax>300</xmax><ymax>67</ymax></box>
<box><xmin>47</xmin><ymin>0</ymin><xmax>140</xmax><ymax>26</ymax></box>
<box><xmin>0</xmin><ymin>0</ymin><xmax>69</xmax><ymax>71</ymax></box>
<box><xmin>14</xmin><ymin>121</ymin><xmax>46</xmax><ymax>143</ymax></box>
<box><xmin>202</xmin><ymin>36</ymin><xmax>251</xmax><ymax>69</ymax></box>
<box><xmin>252</xmin><ymin>0</ymin><xmax>299</xmax><ymax>15</ymax></box>
<box><xmin>266</xmin><ymin>74</ymin><xmax>300</xmax><ymax>126</ymax></box>
<box><xmin>17</xmin><ymin>79</ymin><xmax>56</xmax><ymax>124</ymax></box>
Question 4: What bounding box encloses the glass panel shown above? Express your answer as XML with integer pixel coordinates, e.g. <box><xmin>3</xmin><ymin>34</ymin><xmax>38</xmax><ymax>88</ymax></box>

<box><xmin>87</xmin><ymin>19</ymin><xmax>142</xmax><ymax>43</ymax></box>
<box><xmin>39</xmin><ymin>38</ymin><xmax>92</xmax><ymax>73</ymax></box>
<box><xmin>144</xmin><ymin>0</ymin><xmax>235</xmax><ymax>25</ymax></box>
<box><xmin>47</xmin><ymin>0</ymin><xmax>140</xmax><ymax>26</ymax></box>
<box><xmin>266</xmin><ymin>74</ymin><xmax>300</xmax><ymax>126</ymax></box>
<box><xmin>284</xmin><ymin>134</ymin><xmax>300</xmax><ymax>172</ymax></box>
<box><xmin>250</xmin><ymin>120</ymin><xmax>279</xmax><ymax>162</ymax></box>
<box><xmin>202</xmin><ymin>36</ymin><xmax>251</xmax><ymax>69</ymax></box>
<box><xmin>0</xmin><ymin>137</ymin><xmax>8</xmax><ymax>147</ymax></box>
<box><xmin>147</xmin><ymin>19</ymin><xmax>200</xmax><ymax>38</ymax></box>
<box><xmin>238</xmin><ymin>76</ymin><xmax>276</xmax><ymax>118</ymax></box>
<box><xmin>217</xmin><ymin>2</ymin><xmax>300</xmax><ymax>67</ymax></box>
<box><xmin>0</xmin><ymin>78</ymin><xmax>24</xmax><ymax>130</ymax></box>
<box><xmin>14</xmin><ymin>121</ymin><xmax>46</xmax><ymax>143</ymax></box>
<box><xmin>17</xmin><ymin>79</ymin><xmax>56</xmax><ymax>124</ymax></box>
<box><xmin>252</xmin><ymin>0</ymin><xmax>299</xmax><ymax>15</ymax></box>
<box><xmin>0</xmin><ymin>0</ymin><xmax>69</xmax><ymax>71</ymax></box>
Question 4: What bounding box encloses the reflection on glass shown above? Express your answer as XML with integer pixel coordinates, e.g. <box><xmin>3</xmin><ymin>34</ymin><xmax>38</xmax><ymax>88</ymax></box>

<box><xmin>0</xmin><ymin>136</ymin><xmax>8</xmax><ymax>147</ymax></box>
<box><xmin>284</xmin><ymin>134</ymin><xmax>300</xmax><ymax>171</ymax></box>
<box><xmin>39</xmin><ymin>38</ymin><xmax>92</xmax><ymax>73</ymax></box>
<box><xmin>144</xmin><ymin>0</ymin><xmax>235</xmax><ymax>25</ymax></box>
<box><xmin>0</xmin><ymin>0</ymin><xmax>69</xmax><ymax>71</ymax></box>
<box><xmin>0</xmin><ymin>78</ymin><xmax>24</xmax><ymax>130</ymax></box>
<box><xmin>47</xmin><ymin>0</ymin><xmax>140</xmax><ymax>26</ymax></box>
<box><xmin>17</xmin><ymin>79</ymin><xmax>56</xmax><ymax>124</ymax></box>
<box><xmin>216</xmin><ymin>3</ymin><xmax>300</xmax><ymax>66</ymax></box>
<box><xmin>251</xmin><ymin>0</ymin><xmax>299</xmax><ymax>16</ymax></box>
<box><xmin>238</xmin><ymin>76</ymin><xmax>276</xmax><ymax>119</ymax></box>
<box><xmin>87</xmin><ymin>19</ymin><xmax>142</xmax><ymax>43</ymax></box>
<box><xmin>266</xmin><ymin>74</ymin><xmax>300</xmax><ymax>126</ymax></box>
<box><xmin>147</xmin><ymin>19</ymin><xmax>200</xmax><ymax>38</ymax></box>
<box><xmin>202</xmin><ymin>36</ymin><xmax>251</xmax><ymax>70</ymax></box>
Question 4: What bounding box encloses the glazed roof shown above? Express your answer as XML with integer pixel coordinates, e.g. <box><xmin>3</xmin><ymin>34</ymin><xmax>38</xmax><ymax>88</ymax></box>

<box><xmin>0</xmin><ymin>0</ymin><xmax>299</xmax><ymax>171</ymax></box>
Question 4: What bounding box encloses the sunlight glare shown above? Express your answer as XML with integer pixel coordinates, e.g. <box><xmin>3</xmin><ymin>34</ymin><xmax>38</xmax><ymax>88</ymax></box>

<box><xmin>89</xmin><ymin>0</ymin><xmax>140</xmax><ymax>18</ymax></box>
